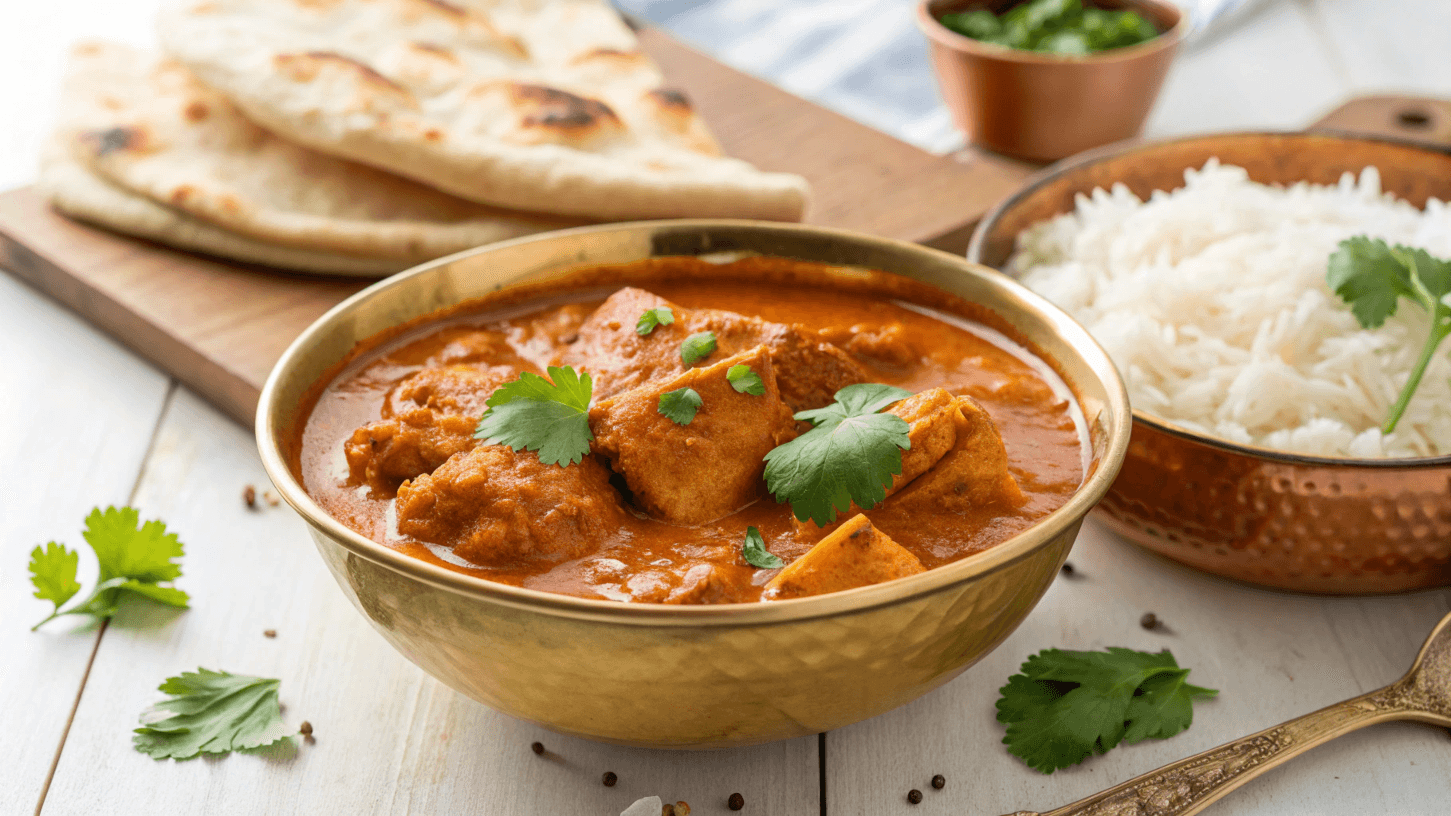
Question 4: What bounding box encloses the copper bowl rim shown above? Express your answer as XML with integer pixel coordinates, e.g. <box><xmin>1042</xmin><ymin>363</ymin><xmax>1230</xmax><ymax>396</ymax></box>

<box><xmin>967</xmin><ymin>129</ymin><xmax>1451</xmax><ymax>471</ymax></box>
<box><xmin>256</xmin><ymin>219</ymin><xmax>1132</xmax><ymax>628</ymax></box>
<box><xmin>915</xmin><ymin>0</ymin><xmax>1187</xmax><ymax>66</ymax></box>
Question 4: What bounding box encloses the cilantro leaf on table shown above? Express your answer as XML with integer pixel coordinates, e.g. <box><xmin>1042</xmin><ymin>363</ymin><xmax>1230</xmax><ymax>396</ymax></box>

<box><xmin>1327</xmin><ymin>236</ymin><xmax>1451</xmax><ymax>432</ymax></box>
<box><xmin>741</xmin><ymin>526</ymin><xmax>784</xmax><ymax>569</ymax></box>
<box><xmin>763</xmin><ymin>383</ymin><xmax>914</xmax><ymax>527</ymax></box>
<box><xmin>636</xmin><ymin>306</ymin><xmax>675</xmax><ymax>336</ymax></box>
<box><xmin>475</xmin><ymin>366</ymin><xmax>594</xmax><ymax>466</ymax></box>
<box><xmin>680</xmin><ymin>331</ymin><xmax>717</xmax><ymax>367</ymax></box>
<box><xmin>658</xmin><ymin>387</ymin><xmax>702</xmax><ymax>425</ymax></box>
<box><xmin>30</xmin><ymin>507</ymin><xmax>189</xmax><ymax>631</ymax></box>
<box><xmin>996</xmin><ymin>648</ymin><xmax>1217</xmax><ymax>773</ymax></box>
<box><xmin>133</xmin><ymin>669</ymin><xmax>294</xmax><ymax>760</ymax></box>
<box><xmin>726</xmin><ymin>364</ymin><xmax>765</xmax><ymax>396</ymax></box>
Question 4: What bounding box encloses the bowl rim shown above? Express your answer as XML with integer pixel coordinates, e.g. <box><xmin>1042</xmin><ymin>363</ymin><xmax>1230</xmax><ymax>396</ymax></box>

<box><xmin>967</xmin><ymin>128</ymin><xmax>1451</xmax><ymax>470</ymax></box>
<box><xmin>255</xmin><ymin>219</ymin><xmax>1132</xmax><ymax>627</ymax></box>
<box><xmin>916</xmin><ymin>0</ymin><xmax>1187</xmax><ymax>66</ymax></box>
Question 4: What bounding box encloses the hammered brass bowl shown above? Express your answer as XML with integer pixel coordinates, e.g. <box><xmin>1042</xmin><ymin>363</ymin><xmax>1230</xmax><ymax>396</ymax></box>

<box><xmin>256</xmin><ymin>221</ymin><xmax>1131</xmax><ymax>748</ymax></box>
<box><xmin>970</xmin><ymin>132</ymin><xmax>1451</xmax><ymax>594</ymax></box>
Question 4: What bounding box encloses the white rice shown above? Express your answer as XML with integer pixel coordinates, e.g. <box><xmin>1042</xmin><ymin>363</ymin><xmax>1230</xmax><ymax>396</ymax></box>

<box><xmin>1011</xmin><ymin>160</ymin><xmax>1451</xmax><ymax>459</ymax></box>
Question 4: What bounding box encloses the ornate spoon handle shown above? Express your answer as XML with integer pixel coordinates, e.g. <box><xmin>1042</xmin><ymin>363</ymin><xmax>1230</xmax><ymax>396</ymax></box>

<box><xmin>1005</xmin><ymin>679</ymin><xmax>1423</xmax><ymax>816</ymax></box>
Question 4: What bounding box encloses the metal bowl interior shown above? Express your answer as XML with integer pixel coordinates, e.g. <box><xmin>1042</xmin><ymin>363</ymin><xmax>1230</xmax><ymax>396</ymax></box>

<box><xmin>969</xmin><ymin>132</ymin><xmax>1451</xmax><ymax>593</ymax></box>
<box><xmin>256</xmin><ymin>220</ymin><xmax>1132</xmax><ymax>747</ymax></box>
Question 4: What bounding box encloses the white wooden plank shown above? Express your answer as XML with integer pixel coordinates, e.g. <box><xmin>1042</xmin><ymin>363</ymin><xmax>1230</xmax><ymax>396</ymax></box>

<box><xmin>43</xmin><ymin>389</ymin><xmax>820</xmax><ymax>815</ymax></box>
<box><xmin>0</xmin><ymin>272</ymin><xmax>171</xmax><ymax>815</ymax></box>
<box><xmin>825</xmin><ymin>518</ymin><xmax>1451</xmax><ymax>815</ymax></box>
<box><xmin>1308</xmin><ymin>0</ymin><xmax>1451</xmax><ymax>97</ymax></box>
<box><xmin>1144</xmin><ymin>0</ymin><xmax>1349</xmax><ymax>138</ymax></box>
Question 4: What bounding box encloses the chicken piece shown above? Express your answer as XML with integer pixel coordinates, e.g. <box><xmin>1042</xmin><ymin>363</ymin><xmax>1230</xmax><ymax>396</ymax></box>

<box><xmin>561</xmin><ymin>287</ymin><xmax>865</xmax><ymax>411</ymax></box>
<box><xmin>395</xmin><ymin>445</ymin><xmax>626</xmax><ymax>567</ymax></box>
<box><xmin>765</xmin><ymin>515</ymin><xmax>925</xmax><ymax>600</ymax></box>
<box><xmin>347</xmin><ymin>365</ymin><xmax>513</xmax><ymax>489</ymax></box>
<box><xmin>818</xmin><ymin>322</ymin><xmax>920</xmax><ymax>367</ymax></box>
<box><xmin>889</xmin><ymin>394</ymin><xmax>1025</xmax><ymax>514</ymax></box>
<box><xmin>590</xmin><ymin>346</ymin><xmax>798</xmax><ymax>524</ymax></box>
<box><xmin>662</xmin><ymin>564</ymin><xmax>734</xmax><ymax>605</ymax></box>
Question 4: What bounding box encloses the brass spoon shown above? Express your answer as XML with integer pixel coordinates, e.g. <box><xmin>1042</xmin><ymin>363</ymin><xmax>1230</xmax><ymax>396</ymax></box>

<box><xmin>1006</xmin><ymin>610</ymin><xmax>1451</xmax><ymax>816</ymax></box>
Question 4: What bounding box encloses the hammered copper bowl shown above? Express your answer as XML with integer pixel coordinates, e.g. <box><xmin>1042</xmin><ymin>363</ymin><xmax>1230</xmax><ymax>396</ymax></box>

<box><xmin>970</xmin><ymin>132</ymin><xmax>1451</xmax><ymax>594</ymax></box>
<box><xmin>917</xmin><ymin>0</ymin><xmax>1186</xmax><ymax>161</ymax></box>
<box><xmin>256</xmin><ymin>221</ymin><xmax>1131</xmax><ymax>748</ymax></box>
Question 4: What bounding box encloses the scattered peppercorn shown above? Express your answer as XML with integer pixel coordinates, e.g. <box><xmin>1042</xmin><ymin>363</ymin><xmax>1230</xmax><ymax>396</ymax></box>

<box><xmin>931</xmin><ymin>774</ymin><xmax>946</xmax><ymax>790</ymax></box>
<box><xmin>602</xmin><ymin>771</ymin><xmax>618</xmax><ymax>787</ymax></box>
<box><xmin>299</xmin><ymin>721</ymin><xmax>313</xmax><ymax>737</ymax></box>
<box><xmin>1060</xmin><ymin>562</ymin><xmax>1074</xmax><ymax>576</ymax></box>
<box><xmin>263</xmin><ymin>629</ymin><xmax>276</xmax><ymax>638</ymax></box>
<box><xmin>907</xmin><ymin>789</ymin><xmax>923</xmax><ymax>805</ymax></box>
<box><xmin>727</xmin><ymin>793</ymin><xmax>745</xmax><ymax>811</ymax></box>
<box><xmin>243</xmin><ymin>485</ymin><xmax>256</xmax><ymax>508</ymax></box>
<box><xmin>1140</xmin><ymin>612</ymin><xmax>1159</xmax><ymax>630</ymax></box>
<box><xmin>662</xmin><ymin>805</ymin><xmax>675</xmax><ymax>816</ymax></box>
<box><xmin>672</xmin><ymin>803</ymin><xmax>690</xmax><ymax>816</ymax></box>
<box><xmin>530</xmin><ymin>741</ymin><xmax>544</xmax><ymax>755</ymax></box>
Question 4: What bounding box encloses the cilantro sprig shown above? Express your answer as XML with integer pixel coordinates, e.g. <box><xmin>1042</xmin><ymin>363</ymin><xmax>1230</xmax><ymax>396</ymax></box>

<box><xmin>636</xmin><ymin>306</ymin><xmax>675</xmax><ymax>336</ymax></box>
<box><xmin>680</xmin><ymin>331</ymin><xmax>717</xmax><ymax>367</ymax></box>
<box><xmin>134</xmin><ymin>669</ymin><xmax>295</xmax><ymax>760</ymax></box>
<box><xmin>997</xmin><ymin>647</ymin><xmax>1217</xmax><ymax>773</ymax></box>
<box><xmin>29</xmin><ymin>506</ymin><xmax>189</xmax><ymax>631</ymax></box>
<box><xmin>763</xmin><ymin>384</ymin><xmax>913</xmax><ymax>527</ymax></box>
<box><xmin>741</xmin><ymin>526</ymin><xmax>784</xmax><ymax>569</ymax></box>
<box><xmin>726</xmin><ymin>364</ymin><xmax>765</xmax><ymax>396</ymax></box>
<box><xmin>474</xmin><ymin>366</ymin><xmax>593</xmax><ymax>466</ymax></box>
<box><xmin>658</xmin><ymin>387</ymin><xmax>702</xmax><ymax>425</ymax></box>
<box><xmin>1328</xmin><ymin>236</ymin><xmax>1451</xmax><ymax>432</ymax></box>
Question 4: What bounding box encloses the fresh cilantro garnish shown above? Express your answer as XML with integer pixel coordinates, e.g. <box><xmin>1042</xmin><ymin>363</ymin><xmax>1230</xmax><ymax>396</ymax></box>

<box><xmin>996</xmin><ymin>647</ymin><xmax>1217</xmax><ymax>774</ymax></box>
<box><xmin>474</xmin><ymin>366</ymin><xmax>593</xmax><ymax>466</ymax></box>
<box><xmin>635</xmin><ymin>306</ymin><xmax>675</xmax><ymax>336</ymax></box>
<box><xmin>30</xmin><ymin>507</ymin><xmax>189</xmax><ymax>631</ymax></box>
<box><xmin>726</xmin><ymin>364</ymin><xmax>765</xmax><ymax>396</ymax></box>
<box><xmin>741</xmin><ymin>526</ymin><xmax>784</xmax><ymax>569</ymax></box>
<box><xmin>1327</xmin><ymin>236</ymin><xmax>1451</xmax><ymax>432</ymax></box>
<box><xmin>680</xmin><ymin>331</ymin><xmax>717</xmax><ymax>367</ymax></box>
<box><xmin>763</xmin><ymin>383</ymin><xmax>914</xmax><ymax>527</ymax></box>
<box><xmin>658</xmin><ymin>387</ymin><xmax>702</xmax><ymax>425</ymax></box>
<box><xmin>939</xmin><ymin>0</ymin><xmax>1157</xmax><ymax>55</ymax></box>
<box><xmin>133</xmin><ymin>669</ymin><xmax>295</xmax><ymax>760</ymax></box>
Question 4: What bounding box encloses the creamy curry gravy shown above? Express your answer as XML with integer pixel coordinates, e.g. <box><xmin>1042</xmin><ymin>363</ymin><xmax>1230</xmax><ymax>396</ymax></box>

<box><xmin>295</xmin><ymin>259</ymin><xmax>1084</xmax><ymax>603</ymax></box>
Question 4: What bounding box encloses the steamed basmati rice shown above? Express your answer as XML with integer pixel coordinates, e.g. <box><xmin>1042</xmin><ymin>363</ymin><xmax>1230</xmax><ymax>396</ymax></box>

<box><xmin>1012</xmin><ymin>160</ymin><xmax>1451</xmax><ymax>458</ymax></box>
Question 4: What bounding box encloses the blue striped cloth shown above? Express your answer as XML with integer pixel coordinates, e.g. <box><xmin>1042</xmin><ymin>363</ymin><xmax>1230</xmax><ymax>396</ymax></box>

<box><xmin>615</xmin><ymin>0</ymin><xmax>1265</xmax><ymax>153</ymax></box>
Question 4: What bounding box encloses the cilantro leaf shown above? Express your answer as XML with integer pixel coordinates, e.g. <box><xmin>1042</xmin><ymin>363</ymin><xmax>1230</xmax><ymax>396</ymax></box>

<box><xmin>31</xmin><ymin>507</ymin><xmax>189</xmax><ymax>631</ymax></box>
<box><xmin>680</xmin><ymin>331</ymin><xmax>717</xmax><ymax>367</ymax></box>
<box><xmin>29</xmin><ymin>542</ymin><xmax>81</xmax><ymax>611</ymax></box>
<box><xmin>997</xmin><ymin>647</ymin><xmax>1217</xmax><ymax>773</ymax></box>
<box><xmin>658</xmin><ymin>387</ymin><xmax>702</xmax><ymax>425</ymax></box>
<box><xmin>741</xmin><ymin>526</ymin><xmax>784</xmax><ymax>569</ymax></box>
<box><xmin>133</xmin><ymin>669</ymin><xmax>294</xmax><ymax>760</ymax></box>
<box><xmin>763</xmin><ymin>384</ymin><xmax>914</xmax><ymax>526</ymax></box>
<box><xmin>1327</xmin><ymin>237</ymin><xmax>1451</xmax><ymax>431</ymax></box>
<box><xmin>636</xmin><ymin>306</ymin><xmax>675</xmax><ymax>336</ymax></box>
<box><xmin>475</xmin><ymin>366</ymin><xmax>593</xmax><ymax>466</ymax></box>
<box><xmin>726</xmin><ymin>364</ymin><xmax>765</xmax><ymax>396</ymax></box>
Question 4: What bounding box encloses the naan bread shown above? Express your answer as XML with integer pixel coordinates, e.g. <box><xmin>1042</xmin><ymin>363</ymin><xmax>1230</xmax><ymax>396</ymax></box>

<box><xmin>39</xmin><ymin>148</ymin><xmax>405</xmax><ymax>275</ymax></box>
<box><xmin>156</xmin><ymin>0</ymin><xmax>810</xmax><ymax>221</ymax></box>
<box><xmin>57</xmin><ymin>41</ymin><xmax>576</xmax><ymax>265</ymax></box>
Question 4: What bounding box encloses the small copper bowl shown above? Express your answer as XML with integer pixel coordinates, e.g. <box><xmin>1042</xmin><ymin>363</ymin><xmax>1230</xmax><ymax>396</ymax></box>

<box><xmin>970</xmin><ymin>131</ymin><xmax>1451</xmax><ymax>594</ymax></box>
<box><xmin>917</xmin><ymin>0</ymin><xmax>1185</xmax><ymax>161</ymax></box>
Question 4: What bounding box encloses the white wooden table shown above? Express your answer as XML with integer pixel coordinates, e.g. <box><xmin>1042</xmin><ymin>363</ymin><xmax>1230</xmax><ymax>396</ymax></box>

<box><xmin>4</xmin><ymin>2</ymin><xmax>1451</xmax><ymax>814</ymax></box>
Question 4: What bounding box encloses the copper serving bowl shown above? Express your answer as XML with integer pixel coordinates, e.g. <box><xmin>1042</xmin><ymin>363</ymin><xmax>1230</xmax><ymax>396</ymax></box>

<box><xmin>257</xmin><ymin>221</ymin><xmax>1130</xmax><ymax>748</ymax></box>
<box><xmin>969</xmin><ymin>132</ymin><xmax>1451</xmax><ymax>594</ymax></box>
<box><xmin>916</xmin><ymin>0</ymin><xmax>1185</xmax><ymax>161</ymax></box>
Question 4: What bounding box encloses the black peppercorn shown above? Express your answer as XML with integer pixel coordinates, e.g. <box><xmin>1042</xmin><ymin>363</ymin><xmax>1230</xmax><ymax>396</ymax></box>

<box><xmin>299</xmin><ymin>721</ymin><xmax>313</xmax><ymax>737</ymax></box>
<box><xmin>727</xmin><ymin>792</ymin><xmax>745</xmax><ymax>811</ymax></box>
<box><xmin>530</xmin><ymin>741</ymin><xmax>544</xmax><ymax>755</ymax></box>
<box><xmin>1060</xmin><ymin>562</ymin><xmax>1074</xmax><ymax>576</ymax></box>
<box><xmin>602</xmin><ymin>771</ymin><xmax>618</xmax><ymax>787</ymax></box>
<box><xmin>931</xmin><ymin>774</ymin><xmax>945</xmax><ymax>790</ymax></box>
<box><xmin>907</xmin><ymin>789</ymin><xmax>923</xmax><ymax>804</ymax></box>
<box><xmin>1140</xmin><ymin>612</ymin><xmax>1159</xmax><ymax>630</ymax></box>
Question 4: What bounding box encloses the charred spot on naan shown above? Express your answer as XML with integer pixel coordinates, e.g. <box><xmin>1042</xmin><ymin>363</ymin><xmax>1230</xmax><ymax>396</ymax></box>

<box><xmin>376</xmin><ymin>41</ymin><xmax>467</xmax><ymax>94</ymax></box>
<box><xmin>80</xmin><ymin>126</ymin><xmax>149</xmax><ymax>157</ymax></box>
<box><xmin>396</xmin><ymin>0</ymin><xmax>529</xmax><ymax>58</ymax></box>
<box><xmin>507</xmin><ymin>84</ymin><xmax>623</xmax><ymax>144</ymax></box>
<box><xmin>273</xmin><ymin>52</ymin><xmax>420</xmax><ymax>112</ymax></box>
<box><xmin>642</xmin><ymin>88</ymin><xmax>721</xmax><ymax>156</ymax></box>
<box><xmin>570</xmin><ymin>47</ymin><xmax>649</xmax><ymax>67</ymax></box>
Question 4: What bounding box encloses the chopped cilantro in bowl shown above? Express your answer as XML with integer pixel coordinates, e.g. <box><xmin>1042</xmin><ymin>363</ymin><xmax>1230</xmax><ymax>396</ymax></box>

<box><xmin>939</xmin><ymin>0</ymin><xmax>1160</xmax><ymax>56</ymax></box>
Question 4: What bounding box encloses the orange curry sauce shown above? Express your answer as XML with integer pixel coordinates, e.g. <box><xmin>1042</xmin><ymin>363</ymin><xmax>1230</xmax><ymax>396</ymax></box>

<box><xmin>293</xmin><ymin>259</ymin><xmax>1085</xmax><ymax>604</ymax></box>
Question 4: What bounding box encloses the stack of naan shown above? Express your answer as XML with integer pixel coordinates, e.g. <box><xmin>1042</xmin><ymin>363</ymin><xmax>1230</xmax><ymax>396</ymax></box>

<box><xmin>41</xmin><ymin>0</ymin><xmax>810</xmax><ymax>276</ymax></box>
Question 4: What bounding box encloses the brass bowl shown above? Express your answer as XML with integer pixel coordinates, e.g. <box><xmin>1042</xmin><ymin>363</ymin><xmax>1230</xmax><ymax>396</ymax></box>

<box><xmin>969</xmin><ymin>132</ymin><xmax>1451</xmax><ymax>594</ymax></box>
<box><xmin>916</xmin><ymin>0</ymin><xmax>1186</xmax><ymax>162</ymax></box>
<box><xmin>256</xmin><ymin>221</ymin><xmax>1131</xmax><ymax>748</ymax></box>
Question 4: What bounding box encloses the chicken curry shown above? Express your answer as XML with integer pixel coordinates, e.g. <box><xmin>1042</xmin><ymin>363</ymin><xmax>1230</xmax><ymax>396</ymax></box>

<box><xmin>293</xmin><ymin>257</ymin><xmax>1085</xmax><ymax>604</ymax></box>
